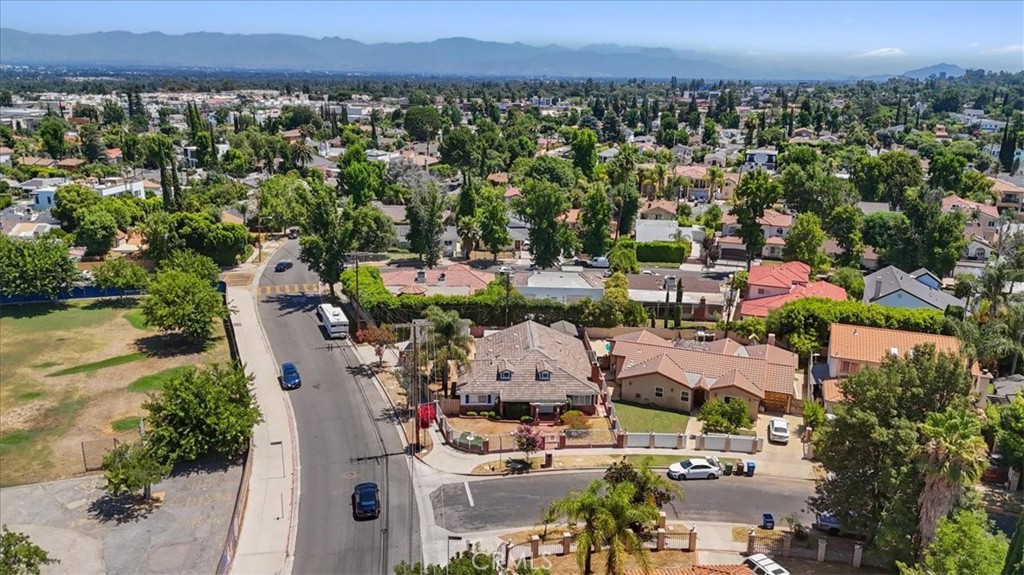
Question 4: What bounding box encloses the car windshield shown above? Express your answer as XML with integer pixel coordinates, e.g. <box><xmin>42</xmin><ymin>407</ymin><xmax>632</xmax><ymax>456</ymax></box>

<box><xmin>773</xmin><ymin>421</ymin><xmax>788</xmax><ymax>431</ymax></box>
<box><xmin>681</xmin><ymin>460</ymin><xmax>694</xmax><ymax>469</ymax></box>
<box><xmin>359</xmin><ymin>487</ymin><xmax>376</xmax><ymax>503</ymax></box>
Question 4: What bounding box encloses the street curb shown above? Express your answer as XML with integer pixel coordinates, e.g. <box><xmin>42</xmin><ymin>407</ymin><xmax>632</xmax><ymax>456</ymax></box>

<box><xmin>986</xmin><ymin>506</ymin><xmax>1022</xmax><ymax>519</ymax></box>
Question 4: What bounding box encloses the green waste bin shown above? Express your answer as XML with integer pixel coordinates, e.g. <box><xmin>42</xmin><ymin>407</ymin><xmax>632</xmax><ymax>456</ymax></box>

<box><xmin>723</xmin><ymin>462</ymin><xmax>734</xmax><ymax>475</ymax></box>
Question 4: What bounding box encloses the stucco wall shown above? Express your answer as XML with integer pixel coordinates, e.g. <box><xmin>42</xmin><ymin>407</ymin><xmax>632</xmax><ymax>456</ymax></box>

<box><xmin>706</xmin><ymin>389</ymin><xmax>760</xmax><ymax>419</ymax></box>
<box><xmin>617</xmin><ymin>373</ymin><xmax>693</xmax><ymax>413</ymax></box>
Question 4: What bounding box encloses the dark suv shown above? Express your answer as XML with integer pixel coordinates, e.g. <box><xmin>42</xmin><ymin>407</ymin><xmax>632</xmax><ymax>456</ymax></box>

<box><xmin>352</xmin><ymin>482</ymin><xmax>380</xmax><ymax>519</ymax></box>
<box><xmin>274</xmin><ymin>259</ymin><xmax>293</xmax><ymax>272</ymax></box>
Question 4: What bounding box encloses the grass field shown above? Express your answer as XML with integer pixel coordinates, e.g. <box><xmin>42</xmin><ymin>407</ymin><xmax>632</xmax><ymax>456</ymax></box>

<box><xmin>128</xmin><ymin>365</ymin><xmax>194</xmax><ymax>393</ymax></box>
<box><xmin>0</xmin><ymin>299</ymin><xmax>228</xmax><ymax>486</ymax></box>
<box><xmin>612</xmin><ymin>401</ymin><xmax>690</xmax><ymax>433</ymax></box>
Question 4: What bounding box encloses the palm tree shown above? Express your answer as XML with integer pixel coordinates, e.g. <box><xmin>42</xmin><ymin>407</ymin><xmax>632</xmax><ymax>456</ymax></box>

<box><xmin>912</xmin><ymin>408</ymin><xmax>988</xmax><ymax>553</ymax></box>
<box><xmin>290</xmin><ymin>140</ymin><xmax>314</xmax><ymax>170</ymax></box>
<box><xmin>551</xmin><ymin>480</ymin><xmax>607</xmax><ymax>575</ymax></box>
<box><xmin>948</xmin><ymin>317</ymin><xmax>1017</xmax><ymax>375</ymax></box>
<box><xmin>707</xmin><ymin>165</ymin><xmax>725</xmax><ymax>201</ymax></box>
<box><xmin>600</xmin><ymin>482</ymin><xmax>660</xmax><ymax>575</ymax></box>
<box><xmin>423</xmin><ymin>306</ymin><xmax>473</xmax><ymax>398</ymax></box>
<box><xmin>981</xmin><ymin>260</ymin><xmax>1013</xmax><ymax>321</ymax></box>
<box><xmin>652</xmin><ymin>163</ymin><xmax>668</xmax><ymax>199</ymax></box>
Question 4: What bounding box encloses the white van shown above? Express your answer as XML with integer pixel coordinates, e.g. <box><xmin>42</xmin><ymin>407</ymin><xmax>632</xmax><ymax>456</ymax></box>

<box><xmin>743</xmin><ymin>553</ymin><xmax>790</xmax><ymax>575</ymax></box>
<box><xmin>316</xmin><ymin>303</ymin><xmax>349</xmax><ymax>339</ymax></box>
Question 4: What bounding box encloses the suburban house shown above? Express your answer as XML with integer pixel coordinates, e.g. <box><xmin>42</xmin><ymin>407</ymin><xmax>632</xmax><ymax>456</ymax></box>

<box><xmin>740</xmin><ymin>148</ymin><xmax>778</xmax><ymax>172</ymax></box>
<box><xmin>991</xmin><ymin>177</ymin><xmax>1024</xmax><ymax>212</ymax></box>
<box><xmin>963</xmin><ymin>231</ymin><xmax>995</xmax><ymax>262</ymax></box>
<box><xmin>0</xmin><ymin>146</ymin><xmax>12</xmax><ymax>165</ymax></box>
<box><xmin>862</xmin><ymin>266</ymin><xmax>965</xmax><ymax>312</ymax></box>
<box><xmin>624</xmin><ymin>272</ymin><xmax>725</xmax><ymax>320</ymax></box>
<box><xmin>93</xmin><ymin>178</ymin><xmax>146</xmax><ymax>199</ymax></box>
<box><xmin>812</xmin><ymin>323</ymin><xmax>992</xmax><ymax>412</ymax></box>
<box><xmin>739</xmin><ymin>261</ymin><xmax>847</xmax><ymax>318</ymax></box>
<box><xmin>823</xmin><ymin>239</ymin><xmax>879</xmax><ymax>271</ymax></box>
<box><xmin>671</xmin><ymin>144</ymin><xmax>694</xmax><ymax>164</ymax></box>
<box><xmin>719</xmin><ymin>209</ymin><xmax>793</xmax><ymax>260</ymax></box>
<box><xmin>17</xmin><ymin>156</ymin><xmax>56</xmax><ymax>169</ymax></box>
<box><xmin>639</xmin><ymin>199</ymin><xmax>678</xmax><ymax>221</ymax></box>
<box><xmin>941</xmin><ymin>195</ymin><xmax>1000</xmax><ymax>241</ymax></box>
<box><xmin>510</xmin><ymin>270</ymin><xmax>605</xmax><ymax>303</ymax></box>
<box><xmin>29</xmin><ymin>188</ymin><xmax>57</xmax><ymax>210</ymax></box>
<box><xmin>379</xmin><ymin>264</ymin><xmax>495</xmax><ymax>297</ymax></box>
<box><xmin>456</xmin><ymin>320</ymin><xmax>602</xmax><ymax>420</ymax></box>
<box><xmin>395</xmin><ymin>224</ymin><xmax>460</xmax><ymax>257</ymax></box>
<box><xmin>609</xmin><ymin>331</ymin><xmax>799</xmax><ymax>417</ymax></box>
<box><xmin>597</xmin><ymin>147</ymin><xmax>620</xmax><ymax>163</ymax></box>
<box><xmin>17</xmin><ymin>177</ymin><xmax>68</xmax><ymax>194</ymax></box>
<box><xmin>635</xmin><ymin>219</ymin><xmax>704</xmax><ymax>244</ymax></box>
<box><xmin>55</xmin><ymin>158</ymin><xmax>86</xmax><ymax>172</ymax></box>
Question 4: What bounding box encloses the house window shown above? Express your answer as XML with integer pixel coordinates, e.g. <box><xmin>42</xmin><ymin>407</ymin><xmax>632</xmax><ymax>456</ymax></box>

<box><xmin>974</xmin><ymin>248</ymin><xmax>986</xmax><ymax>259</ymax></box>
<box><xmin>635</xmin><ymin>393</ymin><xmax>641</xmax><ymax>400</ymax></box>
<box><xmin>987</xmin><ymin>221</ymin><xmax>995</xmax><ymax>227</ymax></box>
<box><xmin>680</xmin><ymin>390</ymin><xmax>690</xmax><ymax>402</ymax></box>
<box><xmin>654</xmin><ymin>387</ymin><xmax>664</xmax><ymax>398</ymax></box>
<box><xmin>538</xmin><ymin>370</ymin><xmax>551</xmax><ymax>381</ymax></box>
<box><xmin>499</xmin><ymin>370</ymin><xmax>512</xmax><ymax>381</ymax></box>
<box><xmin>776</xmin><ymin>228</ymin><xmax>783</xmax><ymax>235</ymax></box>
<box><xmin>568</xmin><ymin>395</ymin><xmax>595</xmax><ymax>406</ymax></box>
<box><xmin>840</xmin><ymin>361</ymin><xmax>852</xmax><ymax>374</ymax></box>
<box><xmin>757</xmin><ymin>288</ymin><xmax>765</xmax><ymax>295</ymax></box>
<box><xmin>474</xmin><ymin>395</ymin><xmax>490</xmax><ymax>404</ymax></box>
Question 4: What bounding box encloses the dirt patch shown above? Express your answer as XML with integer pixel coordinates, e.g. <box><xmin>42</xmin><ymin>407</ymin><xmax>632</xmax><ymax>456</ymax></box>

<box><xmin>500</xmin><ymin>526</ymin><xmax>574</xmax><ymax>546</ymax></box>
<box><xmin>0</xmin><ymin>301</ymin><xmax>228</xmax><ymax>486</ymax></box>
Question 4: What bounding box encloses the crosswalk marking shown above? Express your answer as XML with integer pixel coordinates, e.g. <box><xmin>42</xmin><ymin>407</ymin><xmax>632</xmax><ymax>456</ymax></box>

<box><xmin>256</xmin><ymin>283</ymin><xmax>321</xmax><ymax>296</ymax></box>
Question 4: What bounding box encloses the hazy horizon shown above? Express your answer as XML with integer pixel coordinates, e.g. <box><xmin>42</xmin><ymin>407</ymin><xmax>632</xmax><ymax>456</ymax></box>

<box><xmin>1</xmin><ymin>0</ymin><xmax>1022</xmax><ymax>76</ymax></box>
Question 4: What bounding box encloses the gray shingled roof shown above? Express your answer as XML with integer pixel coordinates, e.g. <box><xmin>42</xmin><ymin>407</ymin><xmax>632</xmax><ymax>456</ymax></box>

<box><xmin>457</xmin><ymin>321</ymin><xmax>598</xmax><ymax>402</ymax></box>
<box><xmin>863</xmin><ymin>266</ymin><xmax>965</xmax><ymax>311</ymax></box>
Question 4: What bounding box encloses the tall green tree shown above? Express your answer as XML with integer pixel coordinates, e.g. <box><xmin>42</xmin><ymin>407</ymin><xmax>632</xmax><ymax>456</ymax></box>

<box><xmin>0</xmin><ymin>235</ymin><xmax>79</xmax><ymax>298</ymax></box>
<box><xmin>141</xmin><ymin>269</ymin><xmax>228</xmax><ymax>343</ymax></box>
<box><xmin>75</xmin><ymin>208</ymin><xmax>118</xmax><ymax>257</ymax></box>
<box><xmin>571</xmin><ymin>128</ymin><xmax>599</xmax><ymax>179</ymax></box>
<box><xmin>551</xmin><ymin>480</ymin><xmax>607</xmax><ymax>575</ymax></box>
<box><xmin>900</xmin><ymin>509</ymin><xmax>1009</xmax><ymax>575</ymax></box>
<box><xmin>478</xmin><ymin>186</ymin><xmax>511</xmax><ymax>261</ymax></box>
<box><xmin>143</xmin><ymin>363</ymin><xmax>262</xmax><ymax>463</ymax></box>
<box><xmin>161</xmin><ymin>250</ymin><xmax>220</xmax><ymax>283</ymax></box>
<box><xmin>912</xmin><ymin>408</ymin><xmax>988</xmax><ymax>551</ymax></box>
<box><xmin>783</xmin><ymin>212</ymin><xmax>830</xmax><ymax>273</ymax></box>
<box><xmin>38</xmin><ymin>115</ymin><xmax>69</xmax><ymax>159</ymax></box>
<box><xmin>730</xmin><ymin>170</ymin><xmax>783</xmax><ymax>269</ymax></box>
<box><xmin>93</xmin><ymin>257</ymin><xmax>151</xmax><ymax>290</ymax></box>
<box><xmin>298</xmin><ymin>184</ymin><xmax>352</xmax><ymax>295</ymax></box>
<box><xmin>403</xmin><ymin>106</ymin><xmax>443</xmax><ymax>143</ymax></box>
<box><xmin>580</xmin><ymin>184</ymin><xmax>613</xmax><ymax>257</ymax></box>
<box><xmin>439</xmin><ymin>126</ymin><xmax>479</xmax><ymax>186</ymax></box>
<box><xmin>348</xmin><ymin>205</ymin><xmax>397</xmax><ymax>253</ymax></box>
<box><xmin>887</xmin><ymin>199</ymin><xmax>968</xmax><ymax>277</ymax></box>
<box><xmin>600</xmin><ymin>482</ymin><xmax>659</xmax><ymax>575</ymax></box>
<box><xmin>518</xmin><ymin>179</ymin><xmax>574</xmax><ymax>269</ymax></box>
<box><xmin>423</xmin><ymin>306</ymin><xmax>473</xmax><ymax>398</ymax></box>
<box><xmin>1005</xmin><ymin>513</ymin><xmax>1024</xmax><ymax>575</ymax></box>
<box><xmin>825</xmin><ymin>204</ymin><xmax>864</xmax><ymax>267</ymax></box>
<box><xmin>52</xmin><ymin>184</ymin><xmax>100</xmax><ymax>231</ymax></box>
<box><xmin>406</xmin><ymin>183</ymin><xmax>447</xmax><ymax>268</ymax></box>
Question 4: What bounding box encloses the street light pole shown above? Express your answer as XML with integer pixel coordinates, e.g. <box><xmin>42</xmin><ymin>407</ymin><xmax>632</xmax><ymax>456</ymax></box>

<box><xmin>447</xmin><ymin>535</ymin><xmax>463</xmax><ymax>575</ymax></box>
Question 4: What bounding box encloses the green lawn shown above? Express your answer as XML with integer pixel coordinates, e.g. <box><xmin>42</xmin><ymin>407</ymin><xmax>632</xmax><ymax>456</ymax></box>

<box><xmin>128</xmin><ymin>365</ymin><xmax>193</xmax><ymax>393</ymax></box>
<box><xmin>111</xmin><ymin>416</ymin><xmax>142</xmax><ymax>433</ymax></box>
<box><xmin>613</xmin><ymin>401</ymin><xmax>690</xmax><ymax>433</ymax></box>
<box><xmin>46</xmin><ymin>352</ymin><xmax>147</xmax><ymax>377</ymax></box>
<box><xmin>124</xmin><ymin>308</ymin><xmax>149</xmax><ymax>330</ymax></box>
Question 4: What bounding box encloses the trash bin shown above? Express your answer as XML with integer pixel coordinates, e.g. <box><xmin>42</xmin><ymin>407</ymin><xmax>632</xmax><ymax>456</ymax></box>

<box><xmin>734</xmin><ymin>460</ymin><xmax>745</xmax><ymax>475</ymax></box>
<box><xmin>746</xmin><ymin>461</ymin><xmax>756</xmax><ymax>477</ymax></box>
<box><xmin>723</xmin><ymin>462</ymin><xmax>734</xmax><ymax>475</ymax></box>
<box><xmin>762</xmin><ymin>513</ymin><xmax>775</xmax><ymax>530</ymax></box>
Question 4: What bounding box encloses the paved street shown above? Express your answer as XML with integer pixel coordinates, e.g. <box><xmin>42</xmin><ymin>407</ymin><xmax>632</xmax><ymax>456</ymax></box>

<box><xmin>430</xmin><ymin>471</ymin><xmax>815</xmax><ymax>533</ymax></box>
<box><xmin>256</xmin><ymin>242</ymin><xmax>420</xmax><ymax>575</ymax></box>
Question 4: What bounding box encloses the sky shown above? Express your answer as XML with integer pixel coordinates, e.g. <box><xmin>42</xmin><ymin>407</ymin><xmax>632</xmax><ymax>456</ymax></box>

<box><xmin>1</xmin><ymin>0</ymin><xmax>1023</xmax><ymax>74</ymax></box>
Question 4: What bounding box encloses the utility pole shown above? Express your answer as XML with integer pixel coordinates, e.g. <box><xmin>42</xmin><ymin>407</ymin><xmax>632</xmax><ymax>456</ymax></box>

<box><xmin>504</xmin><ymin>272</ymin><xmax>512</xmax><ymax>327</ymax></box>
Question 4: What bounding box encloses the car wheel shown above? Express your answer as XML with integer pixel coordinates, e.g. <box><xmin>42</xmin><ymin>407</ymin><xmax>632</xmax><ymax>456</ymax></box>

<box><xmin>707</xmin><ymin>473</ymin><xmax>717</xmax><ymax>480</ymax></box>
<box><xmin>680</xmin><ymin>475</ymin><xmax>687</xmax><ymax>481</ymax></box>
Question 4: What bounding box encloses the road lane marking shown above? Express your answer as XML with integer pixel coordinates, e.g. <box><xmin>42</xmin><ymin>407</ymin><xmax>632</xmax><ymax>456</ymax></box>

<box><xmin>464</xmin><ymin>482</ymin><xmax>475</xmax><ymax>507</ymax></box>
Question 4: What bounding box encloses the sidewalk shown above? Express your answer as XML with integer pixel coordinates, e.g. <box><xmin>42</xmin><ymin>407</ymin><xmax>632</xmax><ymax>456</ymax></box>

<box><xmin>227</xmin><ymin>258</ymin><xmax>300</xmax><ymax>575</ymax></box>
<box><xmin>419</xmin><ymin>426</ymin><xmax>817</xmax><ymax>481</ymax></box>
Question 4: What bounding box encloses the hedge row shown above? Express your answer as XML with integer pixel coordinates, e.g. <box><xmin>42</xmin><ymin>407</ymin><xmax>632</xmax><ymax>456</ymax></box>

<box><xmin>765</xmin><ymin>297</ymin><xmax>951</xmax><ymax>357</ymax></box>
<box><xmin>338</xmin><ymin>266</ymin><xmax>628</xmax><ymax>328</ymax></box>
<box><xmin>635</xmin><ymin>240</ymin><xmax>691</xmax><ymax>263</ymax></box>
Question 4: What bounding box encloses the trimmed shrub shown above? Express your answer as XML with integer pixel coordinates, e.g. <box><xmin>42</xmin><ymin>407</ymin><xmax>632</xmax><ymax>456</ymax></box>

<box><xmin>635</xmin><ymin>240</ymin><xmax>691</xmax><ymax>263</ymax></box>
<box><xmin>561</xmin><ymin>410</ymin><xmax>590</xmax><ymax>430</ymax></box>
<box><xmin>465</xmin><ymin>411</ymin><xmax>477</xmax><ymax>417</ymax></box>
<box><xmin>520</xmin><ymin>416</ymin><xmax>534</xmax><ymax>424</ymax></box>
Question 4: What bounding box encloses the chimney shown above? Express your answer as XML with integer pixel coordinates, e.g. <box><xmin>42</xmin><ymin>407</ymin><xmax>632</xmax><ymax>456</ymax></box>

<box><xmin>415</xmin><ymin>270</ymin><xmax>426</xmax><ymax>283</ymax></box>
<box><xmin>767</xmin><ymin>333</ymin><xmax>776</xmax><ymax>346</ymax></box>
<box><xmin>889</xmin><ymin>347</ymin><xmax>899</xmax><ymax>357</ymax></box>
<box><xmin>873</xmin><ymin>276</ymin><xmax>883</xmax><ymax>300</ymax></box>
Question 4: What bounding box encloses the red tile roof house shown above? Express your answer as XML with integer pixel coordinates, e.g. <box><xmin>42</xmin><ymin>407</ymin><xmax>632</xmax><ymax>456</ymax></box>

<box><xmin>609</xmin><ymin>330</ymin><xmax>799</xmax><ymax>417</ymax></box>
<box><xmin>941</xmin><ymin>194</ymin><xmax>1001</xmax><ymax>242</ymax></box>
<box><xmin>720</xmin><ymin>209</ymin><xmax>793</xmax><ymax>260</ymax></box>
<box><xmin>739</xmin><ymin>261</ymin><xmax>847</xmax><ymax>318</ymax></box>
<box><xmin>378</xmin><ymin>264</ymin><xmax>495</xmax><ymax>297</ymax></box>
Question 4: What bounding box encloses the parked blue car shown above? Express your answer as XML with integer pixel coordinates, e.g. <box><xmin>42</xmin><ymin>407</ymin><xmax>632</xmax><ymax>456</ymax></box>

<box><xmin>280</xmin><ymin>362</ymin><xmax>301</xmax><ymax>390</ymax></box>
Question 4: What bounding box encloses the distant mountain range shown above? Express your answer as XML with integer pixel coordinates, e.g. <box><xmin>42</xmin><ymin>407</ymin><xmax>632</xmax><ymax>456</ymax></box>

<box><xmin>0</xmin><ymin>28</ymin><xmax>969</xmax><ymax>81</ymax></box>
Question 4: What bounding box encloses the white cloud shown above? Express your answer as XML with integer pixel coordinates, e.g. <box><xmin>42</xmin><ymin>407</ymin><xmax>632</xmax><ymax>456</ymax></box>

<box><xmin>981</xmin><ymin>44</ymin><xmax>1024</xmax><ymax>54</ymax></box>
<box><xmin>851</xmin><ymin>47</ymin><xmax>905</xmax><ymax>59</ymax></box>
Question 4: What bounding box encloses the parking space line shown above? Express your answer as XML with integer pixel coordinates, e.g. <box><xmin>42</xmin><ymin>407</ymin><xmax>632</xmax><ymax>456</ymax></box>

<box><xmin>464</xmin><ymin>482</ymin><xmax>475</xmax><ymax>507</ymax></box>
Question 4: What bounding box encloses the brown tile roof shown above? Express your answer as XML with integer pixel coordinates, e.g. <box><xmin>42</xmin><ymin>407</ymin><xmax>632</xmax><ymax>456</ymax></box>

<box><xmin>487</xmin><ymin>172</ymin><xmax>510</xmax><ymax>185</ymax></box>
<box><xmin>721</xmin><ymin>208</ymin><xmax>792</xmax><ymax>229</ymax></box>
<box><xmin>559</xmin><ymin>208</ymin><xmax>581</xmax><ymax>225</ymax></box>
<box><xmin>17</xmin><ymin>156</ymin><xmax>55</xmax><ymax>167</ymax></box>
<box><xmin>380</xmin><ymin>263</ymin><xmax>494</xmax><ymax>293</ymax></box>
<box><xmin>673</xmin><ymin>165</ymin><xmax>709</xmax><ymax>180</ymax></box>
<box><xmin>740</xmin><ymin>281</ymin><xmax>847</xmax><ymax>318</ymax></box>
<box><xmin>618</xmin><ymin>354</ymin><xmax>690</xmax><ymax>383</ymax></box>
<box><xmin>748</xmin><ymin>261</ymin><xmax>810</xmax><ymax>290</ymax></box>
<box><xmin>990</xmin><ymin>177</ymin><xmax>1024</xmax><ymax>194</ymax></box>
<box><xmin>711</xmin><ymin>370</ymin><xmax>765</xmax><ymax>399</ymax></box>
<box><xmin>458</xmin><ymin>321</ymin><xmax>598</xmax><ymax>402</ymax></box>
<box><xmin>611</xmin><ymin>338</ymin><xmax>796</xmax><ymax>396</ymax></box>
<box><xmin>641</xmin><ymin>199</ymin><xmax>678</xmax><ymax>215</ymax></box>
<box><xmin>611</xmin><ymin>330</ymin><xmax>673</xmax><ymax>346</ymax></box>
<box><xmin>827</xmin><ymin>323</ymin><xmax>967</xmax><ymax>368</ymax></box>
<box><xmin>822</xmin><ymin>378</ymin><xmax>845</xmax><ymax>403</ymax></box>
<box><xmin>105</xmin><ymin>147</ymin><xmax>122</xmax><ymax>158</ymax></box>
<box><xmin>0</xmin><ymin>146</ymin><xmax>13</xmax><ymax>154</ymax></box>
